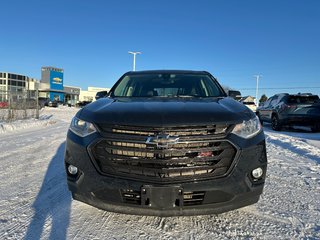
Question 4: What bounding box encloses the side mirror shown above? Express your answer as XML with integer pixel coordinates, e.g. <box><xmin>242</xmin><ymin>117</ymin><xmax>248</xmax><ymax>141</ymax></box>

<box><xmin>95</xmin><ymin>91</ymin><xmax>108</xmax><ymax>100</ymax></box>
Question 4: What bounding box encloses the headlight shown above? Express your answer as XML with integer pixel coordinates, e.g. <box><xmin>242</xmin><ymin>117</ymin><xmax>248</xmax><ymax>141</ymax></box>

<box><xmin>232</xmin><ymin>116</ymin><xmax>262</xmax><ymax>139</ymax></box>
<box><xmin>69</xmin><ymin>117</ymin><xmax>96</xmax><ymax>137</ymax></box>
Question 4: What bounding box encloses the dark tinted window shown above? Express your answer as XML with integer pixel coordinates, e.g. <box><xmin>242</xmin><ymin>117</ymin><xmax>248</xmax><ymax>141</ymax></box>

<box><xmin>262</xmin><ymin>97</ymin><xmax>272</xmax><ymax>107</ymax></box>
<box><xmin>17</xmin><ymin>81</ymin><xmax>25</xmax><ymax>87</ymax></box>
<box><xmin>287</xmin><ymin>95</ymin><xmax>319</xmax><ymax>104</ymax></box>
<box><xmin>9</xmin><ymin>74</ymin><xmax>17</xmax><ymax>79</ymax></box>
<box><xmin>113</xmin><ymin>73</ymin><xmax>224</xmax><ymax>97</ymax></box>
<box><xmin>270</xmin><ymin>96</ymin><xmax>279</xmax><ymax>106</ymax></box>
<box><xmin>8</xmin><ymin>80</ymin><xmax>18</xmax><ymax>86</ymax></box>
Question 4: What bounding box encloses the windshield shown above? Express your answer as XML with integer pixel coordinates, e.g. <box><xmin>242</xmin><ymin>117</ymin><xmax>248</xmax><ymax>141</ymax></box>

<box><xmin>112</xmin><ymin>73</ymin><xmax>225</xmax><ymax>98</ymax></box>
<box><xmin>287</xmin><ymin>95</ymin><xmax>319</xmax><ymax>104</ymax></box>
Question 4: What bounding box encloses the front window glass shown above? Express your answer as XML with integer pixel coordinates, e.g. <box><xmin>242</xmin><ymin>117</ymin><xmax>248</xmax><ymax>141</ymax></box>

<box><xmin>112</xmin><ymin>73</ymin><xmax>224</xmax><ymax>97</ymax></box>
<box><xmin>270</xmin><ymin>96</ymin><xmax>279</xmax><ymax>106</ymax></box>
<box><xmin>287</xmin><ymin>95</ymin><xmax>319</xmax><ymax>104</ymax></box>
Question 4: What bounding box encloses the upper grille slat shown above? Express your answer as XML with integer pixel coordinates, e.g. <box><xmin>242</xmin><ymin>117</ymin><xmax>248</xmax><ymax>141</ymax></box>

<box><xmin>90</xmin><ymin>124</ymin><xmax>237</xmax><ymax>183</ymax></box>
<box><xmin>98</xmin><ymin>124</ymin><xmax>230</xmax><ymax>138</ymax></box>
<box><xmin>103</xmin><ymin>144</ymin><xmax>228</xmax><ymax>154</ymax></box>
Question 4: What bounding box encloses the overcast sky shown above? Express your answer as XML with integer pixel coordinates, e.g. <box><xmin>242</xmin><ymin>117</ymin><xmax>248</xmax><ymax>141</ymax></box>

<box><xmin>1</xmin><ymin>0</ymin><xmax>319</xmax><ymax>98</ymax></box>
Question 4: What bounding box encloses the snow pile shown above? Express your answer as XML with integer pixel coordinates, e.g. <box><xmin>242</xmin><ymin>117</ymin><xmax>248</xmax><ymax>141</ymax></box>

<box><xmin>0</xmin><ymin>106</ymin><xmax>79</xmax><ymax>135</ymax></box>
<box><xmin>0</xmin><ymin>118</ymin><xmax>56</xmax><ymax>134</ymax></box>
<box><xmin>40</xmin><ymin>105</ymin><xmax>79</xmax><ymax>123</ymax></box>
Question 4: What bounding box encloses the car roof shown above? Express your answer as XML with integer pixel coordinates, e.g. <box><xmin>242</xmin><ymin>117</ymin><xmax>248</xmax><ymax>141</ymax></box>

<box><xmin>289</xmin><ymin>93</ymin><xmax>317</xmax><ymax>97</ymax></box>
<box><xmin>274</xmin><ymin>93</ymin><xmax>317</xmax><ymax>97</ymax></box>
<box><xmin>125</xmin><ymin>70</ymin><xmax>210</xmax><ymax>75</ymax></box>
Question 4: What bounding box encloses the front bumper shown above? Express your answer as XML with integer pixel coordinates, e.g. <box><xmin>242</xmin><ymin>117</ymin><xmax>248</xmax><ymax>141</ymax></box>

<box><xmin>65</xmin><ymin>131</ymin><xmax>267</xmax><ymax>216</ymax></box>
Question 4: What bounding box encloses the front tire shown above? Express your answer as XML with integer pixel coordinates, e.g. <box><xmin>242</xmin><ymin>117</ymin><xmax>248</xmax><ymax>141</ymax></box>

<box><xmin>272</xmin><ymin>115</ymin><xmax>282</xmax><ymax>131</ymax></box>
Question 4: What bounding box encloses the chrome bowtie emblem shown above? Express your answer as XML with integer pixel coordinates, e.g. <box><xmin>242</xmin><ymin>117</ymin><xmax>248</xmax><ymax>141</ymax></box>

<box><xmin>146</xmin><ymin>134</ymin><xmax>179</xmax><ymax>149</ymax></box>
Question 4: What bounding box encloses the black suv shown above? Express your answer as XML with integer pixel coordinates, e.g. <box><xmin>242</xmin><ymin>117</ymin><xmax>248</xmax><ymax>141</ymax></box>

<box><xmin>65</xmin><ymin>70</ymin><xmax>267</xmax><ymax>216</ymax></box>
<box><xmin>257</xmin><ymin>93</ymin><xmax>320</xmax><ymax>132</ymax></box>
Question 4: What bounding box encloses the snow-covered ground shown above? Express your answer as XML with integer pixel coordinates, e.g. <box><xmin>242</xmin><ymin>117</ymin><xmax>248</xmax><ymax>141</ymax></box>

<box><xmin>0</xmin><ymin>107</ymin><xmax>319</xmax><ymax>239</ymax></box>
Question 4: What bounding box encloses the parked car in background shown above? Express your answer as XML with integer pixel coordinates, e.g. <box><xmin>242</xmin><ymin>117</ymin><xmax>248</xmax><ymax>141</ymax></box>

<box><xmin>48</xmin><ymin>100</ymin><xmax>58</xmax><ymax>107</ymax></box>
<box><xmin>76</xmin><ymin>101</ymin><xmax>92</xmax><ymax>108</ymax></box>
<box><xmin>38</xmin><ymin>97</ymin><xmax>50</xmax><ymax>108</ymax></box>
<box><xmin>95</xmin><ymin>90</ymin><xmax>109</xmax><ymax>100</ymax></box>
<box><xmin>57</xmin><ymin>100</ymin><xmax>64</xmax><ymax>106</ymax></box>
<box><xmin>256</xmin><ymin>93</ymin><xmax>320</xmax><ymax>132</ymax></box>
<box><xmin>0</xmin><ymin>101</ymin><xmax>9</xmax><ymax>108</ymax></box>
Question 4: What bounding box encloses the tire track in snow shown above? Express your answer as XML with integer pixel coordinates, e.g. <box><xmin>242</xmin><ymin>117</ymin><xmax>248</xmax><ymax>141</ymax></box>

<box><xmin>70</xmin><ymin>205</ymin><xmax>108</xmax><ymax>240</ymax></box>
<box><xmin>0</xmin><ymin>119</ymin><xmax>70</xmax><ymax>240</ymax></box>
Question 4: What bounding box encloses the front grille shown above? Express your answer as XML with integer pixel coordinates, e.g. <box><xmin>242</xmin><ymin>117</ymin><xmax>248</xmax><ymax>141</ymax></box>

<box><xmin>90</xmin><ymin>125</ymin><xmax>237</xmax><ymax>182</ymax></box>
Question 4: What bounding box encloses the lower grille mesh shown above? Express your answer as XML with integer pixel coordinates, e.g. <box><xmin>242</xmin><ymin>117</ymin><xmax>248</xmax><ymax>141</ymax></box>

<box><xmin>183</xmin><ymin>191</ymin><xmax>205</xmax><ymax>206</ymax></box>
<box><xmin>121</xmin><ymin>190</ymin><xmax>205</xmax><ymax>206</ymax></box>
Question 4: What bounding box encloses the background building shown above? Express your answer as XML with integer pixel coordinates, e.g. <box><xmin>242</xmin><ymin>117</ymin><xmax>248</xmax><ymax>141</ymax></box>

<box><xmin>0</xmin><ymin>72</ymin><xmax>39</xmax><ymax>101</ymax></box>
<box><xmin>1</xmin><ymin>68</ymin><xmax>110</xmax><ymax>105</ymax></box>
<box><xmin>64</xmin><ymin>85</ymin><xmax>80</xmax><ymax>106</ymax></box>
<box><xmin>40</xmin><ymin>67</ymin><xmax>64</xmax><ymax>101</ymax></box>
<box><xmin>239</xmin><ymin>96</ymin><xmax>255</xmax><ymax>103</ymax></box>
<box><xmin>0</xmin><ymin>72</ymin><xmax>38</xmax><ymax>91</ymax></box>
<box><xmin>79</xmin><ymin>87</ymin><xmax>110</xmax><ymax>102</ymax></box>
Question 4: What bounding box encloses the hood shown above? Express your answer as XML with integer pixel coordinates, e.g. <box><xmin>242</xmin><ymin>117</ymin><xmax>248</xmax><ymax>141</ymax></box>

<box><xmin>79</xmin><ymin>97</ymin><xmax>255</xmax><ymax>127</ymax></box>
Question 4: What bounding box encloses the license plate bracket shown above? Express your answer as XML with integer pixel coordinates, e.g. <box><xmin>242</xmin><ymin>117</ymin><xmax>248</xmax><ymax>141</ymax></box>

<box><xmin>141</xmin><ymin>185</ymin><xmax>183</xmax><ymax>209</ymax></box>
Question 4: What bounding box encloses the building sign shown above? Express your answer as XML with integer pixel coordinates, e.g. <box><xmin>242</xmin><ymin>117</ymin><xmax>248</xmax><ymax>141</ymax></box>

<box><xmin>64</xmin><ymin>87</ymin><xmax>80</xmax><ymax>95</ymax></box>
<box><xmin>70</xmin><ymin>89</ymin><xmax>80</xmax><ymax>94</ymax></box>
<box><xmin>52</xmin><ymin>77</ymin><xmax>63</xmax><ymax>84</ymax></box>
<box><xmin>50</xmin><ymin>70</ymin><xmax>64</xmax><ymax>90</ymax></box>
<box><xmin>48</xmin><ymin>69</ymin><xmax>64</xmax><ymax>101</ymax></box>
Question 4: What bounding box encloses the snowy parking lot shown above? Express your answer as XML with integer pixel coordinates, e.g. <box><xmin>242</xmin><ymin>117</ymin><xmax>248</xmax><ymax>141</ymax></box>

<box><xmin>0</xmin><ymin>107</ymin><xmax>319</xmax><ymax>239</ymax></box>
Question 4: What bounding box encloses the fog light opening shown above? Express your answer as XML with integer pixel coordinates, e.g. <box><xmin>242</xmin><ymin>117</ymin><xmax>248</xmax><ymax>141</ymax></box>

<box><xmin>68</xmin><ymin>165</ymin><xmax>78</xmax><ymax>175</ymax></box>
<box><xmin>252</xmin><ymin>167</ymin><xmax>263</xmax><ymax>179</ymax></box>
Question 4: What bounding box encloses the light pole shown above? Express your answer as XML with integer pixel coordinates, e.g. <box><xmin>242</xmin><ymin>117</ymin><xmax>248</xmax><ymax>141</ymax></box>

<box><xmin>128</xmin><ymin>51</ymin><xmax>141</xmax><ymax>71</ymax></box>
<box><xmin>254</xmin><ymin>75</ymin><xmax>262</xmax><ymax>105</ymax></box>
